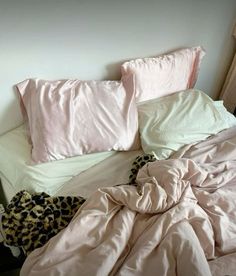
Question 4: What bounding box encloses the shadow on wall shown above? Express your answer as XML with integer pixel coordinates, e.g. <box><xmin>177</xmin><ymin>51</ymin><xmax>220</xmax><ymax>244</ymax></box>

<box><xmin>105</xmin><ymin>61</ymin><xmax>124</xmax><ymax>81</ymax></box>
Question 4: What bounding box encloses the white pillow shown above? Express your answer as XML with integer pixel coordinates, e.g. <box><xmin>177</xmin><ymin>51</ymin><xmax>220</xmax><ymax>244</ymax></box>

<box><xmin>213</xmin><ymin>100</ymin><xmax>236</xmax><ymax>127</ymax></box>
<box><xmin>138</xmin><ymin>89</ymin><xmax>236</xmax><ymax>159</ymax></box>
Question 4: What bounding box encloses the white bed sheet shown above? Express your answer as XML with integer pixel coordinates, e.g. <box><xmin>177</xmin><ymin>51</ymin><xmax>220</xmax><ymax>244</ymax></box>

<box><xmin>56</xmin><ymin>149</ymin><xmax>143</xmax><ymax>198</ymax></box>
<box><xmin>0</xmin><ymin>125</ymin><xmax>119</xmax><ymax>201</ymax></box>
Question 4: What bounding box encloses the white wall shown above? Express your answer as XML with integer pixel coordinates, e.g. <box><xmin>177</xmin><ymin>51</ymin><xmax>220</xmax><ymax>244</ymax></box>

<box><xmin>0</xmin><ymin>0</ymin><xmax>236</xmax><ymax>134</ymax></box>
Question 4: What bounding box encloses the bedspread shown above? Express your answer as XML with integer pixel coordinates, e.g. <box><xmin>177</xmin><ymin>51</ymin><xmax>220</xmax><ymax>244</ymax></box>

<box><xmin>20</xmin><ymin>127</ymin><xmax>236</xmax><ymax>276</ymax></box>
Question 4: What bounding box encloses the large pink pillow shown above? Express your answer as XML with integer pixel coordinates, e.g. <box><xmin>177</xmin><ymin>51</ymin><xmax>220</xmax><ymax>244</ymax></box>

<box><xmin>16</xmin><ymin>79</ymin><xmax>140</xmax><ymax>164</ymax></box>
<box><xmin>121</xmin><ymin>46</ymin><xmax>205</xmax><ymax>103</ymax></box>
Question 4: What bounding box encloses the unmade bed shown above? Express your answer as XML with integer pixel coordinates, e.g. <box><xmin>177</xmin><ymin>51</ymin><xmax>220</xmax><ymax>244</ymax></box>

<box><xmin>20</xmin><ymin>126</ymin><xmax>236</xmax><ymax>275</ymax></box>
<box><xmin>1</xmin><ymin>46</ymin><xmax>236</xmax><ymax>275</ymax></box>
<box><xmin>0</xmin><ymin>124</ymin><xmax>141</xmax><ymax>203</ymax></box>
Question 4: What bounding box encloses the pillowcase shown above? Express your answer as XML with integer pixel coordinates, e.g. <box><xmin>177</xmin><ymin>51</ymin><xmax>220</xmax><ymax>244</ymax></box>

<box><xmin>16</xmin><ymin>79</ymin><xmax>140</xmax><ymax>164</ymax></box>
<box><xmin>138</xmin><ymin>89</ymin><xmax>236</xmax><ymax>160</ymax></box>
<box><xmin>121</xmin><ymin>46</ymin><xmax>205</xmax><ymax>103</ymax></box>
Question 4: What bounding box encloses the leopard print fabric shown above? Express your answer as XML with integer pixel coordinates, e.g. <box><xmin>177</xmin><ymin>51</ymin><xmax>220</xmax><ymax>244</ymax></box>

<box><xmin>2</xmin><ymin>154</ymin><xmax>156</xmax><ymax>256</ymax></box>
<box><xmin>2</xmin><ymin>190</ymin><xmax>85</xmax><ymax>255</ymax></box>
<box><xmin>128</xmin><ymin>153</ymin><xmax>156</xmax><ymax>184</ymax></box>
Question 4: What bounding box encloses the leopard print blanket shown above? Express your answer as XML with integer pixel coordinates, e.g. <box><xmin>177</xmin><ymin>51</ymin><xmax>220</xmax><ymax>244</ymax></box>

<box><xmin>2</xmin><ymin>191</ymin><xmax>85</xmax><ymax>255</ymax></box>
<box><xmin>128</xmin><ymin>153</ymin><xmax>156</xmax><ymax>184</ymax></box>
<box><xmin>2</xmin><ymin>153</ymin><xmax>156</xmax><ymax>256</ymax></box>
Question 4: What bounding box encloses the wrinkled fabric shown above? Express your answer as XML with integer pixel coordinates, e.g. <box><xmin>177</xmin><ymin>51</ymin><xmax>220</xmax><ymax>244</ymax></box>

<box><xmin>138</xmin><ymin>89</ymin><xmax>236</xmax><ymax>160</ymax></box>
<box><xmin>16</xmin><ymin>79</ymin><xmax>140</xmax><ymax>164</ymax></box>
<box><xmin>121</xmin><ymin>46</ymin><xmax>205</xmax><ymax>103</ymax></box>
<box><xmin>20</xmin><ymin>127</ymin><xmax>236</xmax><ymax>276</ymax></box>
<box><xmin>0</xmin><ymin>124</ymin><xmax>118</xmax><ymax>198</ymax></box>
<box><xmin>128</xmin><ymin>153</ymin><xmax>156</xmax><ymax>184</ymax></box>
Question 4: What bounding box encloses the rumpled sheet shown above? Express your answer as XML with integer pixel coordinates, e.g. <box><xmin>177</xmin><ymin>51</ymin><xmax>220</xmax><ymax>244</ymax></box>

<box><xmin>20</xmin><ymin>127</ymin><xmax>236</xmax><ymax>276</ymax></box>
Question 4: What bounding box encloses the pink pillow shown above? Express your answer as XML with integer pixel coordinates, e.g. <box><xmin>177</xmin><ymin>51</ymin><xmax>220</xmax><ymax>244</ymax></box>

<box><xmin>121</xmin><ymin>46</ymin><xmax>205</xmax><ymax>103</ymax></box>
<box><xmin>16</xmin><ymin>79</ymin><xmax>140</xmax><ymax>164</ymax></box>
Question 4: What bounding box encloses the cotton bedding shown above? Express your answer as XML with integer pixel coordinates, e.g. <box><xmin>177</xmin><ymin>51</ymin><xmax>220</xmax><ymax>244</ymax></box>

<box><xmin>1</xmin><ymin>93</ymin><xmax>234</xmax><ymax>203</ymax></box>
<box><xmin>1</xmin><ymin>46</ymin><xmax>235</xmax><ymax>275</ymax></box>
<box><xmin>55</xmin><ymin>149</ymin><xmax>143</xmax><ymax>199</ymax></box>
<box><xmin>20</xmin><ymin>126</ymin><xmax>236</xmax><ymax>276</ymax></box>
<box><xmin>0</xmin><ymin>124</ymin><xmax>145</xmax><ymax>204</ymax></box>
<box><xmin>0</xmin><ymin>125</ymin><xmax>117</xmax><ymax>202</ymax></box>
<box><xmin>138</xmin><ymin>91</ymin><xmax>236</xmax><ymax>160</ymax></box>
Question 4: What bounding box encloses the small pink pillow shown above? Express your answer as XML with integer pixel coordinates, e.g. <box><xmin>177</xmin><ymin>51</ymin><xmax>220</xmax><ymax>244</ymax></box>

<box><xmin>16</xmin><ymin>79</ymin><xmax>140</xmax><ymax>164</ymax></box>
<box><xmin>121</xmin><ymin>46</ymin><xmax>205</xmax><ymax>103</ymax></box>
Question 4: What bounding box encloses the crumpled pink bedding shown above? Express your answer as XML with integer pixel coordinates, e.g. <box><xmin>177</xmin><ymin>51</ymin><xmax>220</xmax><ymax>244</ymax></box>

<box><xmin>20</xmin><ymin>127</ymin><xmax>236</xmax><ymax>276</ymax></box>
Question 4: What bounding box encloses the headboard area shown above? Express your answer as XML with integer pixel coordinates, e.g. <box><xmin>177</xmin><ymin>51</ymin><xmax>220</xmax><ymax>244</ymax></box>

<box><xmin>1</xmin><ymin>0</ymin><xmax>236</xmax><ymax>135</ymax></box>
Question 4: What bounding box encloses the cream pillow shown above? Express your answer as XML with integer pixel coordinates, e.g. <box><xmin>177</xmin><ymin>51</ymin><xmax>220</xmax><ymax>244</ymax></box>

<box><xmin>138</xmin><ymin>89</ymin><xmax>236</xmax><ymax>159</ymax></box>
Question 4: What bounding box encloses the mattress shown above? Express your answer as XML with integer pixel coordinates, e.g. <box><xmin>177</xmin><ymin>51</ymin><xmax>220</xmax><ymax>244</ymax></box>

<box><xmin>0</xmin><ymin>125</ymin><xmax>121</xmax><ymax>202</ymax></box>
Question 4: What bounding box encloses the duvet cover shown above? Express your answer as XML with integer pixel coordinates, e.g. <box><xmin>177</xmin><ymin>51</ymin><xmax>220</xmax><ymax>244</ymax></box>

<box><xmin>20</xmin><ymin>126</ymin><xmax>236</xmax><ymax>276</ymax></box>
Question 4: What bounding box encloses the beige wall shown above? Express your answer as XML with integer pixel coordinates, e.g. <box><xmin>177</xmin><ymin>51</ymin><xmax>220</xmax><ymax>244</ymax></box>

<box><xmin>0</xmin><ymin>0</ymin><xmax>236</xmax><ymax>134</ymax></box>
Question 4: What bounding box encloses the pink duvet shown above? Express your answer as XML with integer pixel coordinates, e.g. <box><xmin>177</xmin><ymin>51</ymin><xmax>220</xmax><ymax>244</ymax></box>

<box><xmin>20</xmin><ymin>127</ymin><xmax>236</xmax><ymax>276</ymax></box>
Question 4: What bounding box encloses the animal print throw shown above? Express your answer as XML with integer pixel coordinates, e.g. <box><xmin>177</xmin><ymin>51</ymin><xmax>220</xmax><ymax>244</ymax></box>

<box><xmin>2</xmin><ymin>190</ymin><xmax>85</xmax><ymax>255</ymax></box>
<box><xmin>2</xmin><ymin>153</ymin><xmax>155</xmax><ymax>256</ymax></box>
<box><xmin>128</xmin><ymin>153</ymin><xmax>156</xmax><ymax>184</ymax></box>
